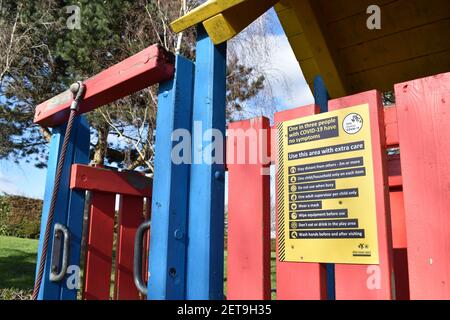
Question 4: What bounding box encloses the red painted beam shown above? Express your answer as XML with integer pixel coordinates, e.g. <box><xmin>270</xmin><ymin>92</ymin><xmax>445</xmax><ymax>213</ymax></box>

<box><xmin>395</xmin><ymin>72</ymin><xmax>450</xmax><ymax>299</ymax></box>
<box><xmin>70</xmin><ymin>164</ymin><xmax>152</xmax><ymax>197</ymax></box>
<box><xmin>273</xmin><ymin>104</ymin><xmax>328</xmax><ymax>300</ymax></box>
<box><xmin>34</xmin><ymin>45</ymin><xmax>174</xmax><ymax>127</ymax></box>
<box><xmin>226</xmin><ymin>117</ymin><xmax>271</xmax><ymax>300</ymax></box>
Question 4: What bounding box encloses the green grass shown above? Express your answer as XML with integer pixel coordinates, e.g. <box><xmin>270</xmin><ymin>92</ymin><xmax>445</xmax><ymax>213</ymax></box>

<box><xmin>0</xmin><ymin>235</ymin><xmax>38</xmax><ymax>299</ymax></box>
<box><xmin>0</xmin><ymin>235</ymin><xmax>277</xmax><ymax>299</ymax></box>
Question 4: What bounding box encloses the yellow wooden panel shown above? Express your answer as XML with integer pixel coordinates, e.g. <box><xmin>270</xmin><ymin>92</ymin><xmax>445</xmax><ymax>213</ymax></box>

<box><xmin>170</xmin><ymin>0</ymin><xmax>246</xmax><ymax>33</ymax></box>
<box><xmin>298</xmin><ymin>58</ymin><xmax>320</xmax><ymax>82</ymax></box>
<box><xmin>328</xmin><ymin>0</ymin><xmax>450</xmax><ymax>49</ymax></box>
<box><xmin>338</xmin><ymin>19</ymin><xmax>450</xmax><ymax>74</ymax></box>
<box><xmin>347</xmin><ymin>50</ymin><xmax>450</xmax><ymax>93</ymax></box>
<box><xmin>275</xmin><ymin>7</ymin><xmax>304</xmax><ymax>37</ymax></box>
<box><xmin>287</xmin><ymin>0</ymin><xmax>348</xmax><ymax>98</ymax></box>
<box><xmin>289</xmin><ymin>33</ymin><xmax>313</xmax><ymax>61</ymax></box>
<box><xmin>318</xmin><ymin>0</ymin><xmax>393</xmax><ymax>23</ymax></box>
<box><xmin>203</xmin><ymin>0</ymin><xmax>278</xmax><ymax>44</ymax></box>
<box><xmin>274</xmin><ymin>0</ymin><xmax>290</xmax><ymax>13</ymax></box>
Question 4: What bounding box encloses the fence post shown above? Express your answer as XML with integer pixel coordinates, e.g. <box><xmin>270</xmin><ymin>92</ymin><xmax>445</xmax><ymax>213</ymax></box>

<box><xmin>186</xmin><ymin>25</ymin><xmax>227</xmax><ymax>300</ymax></box>
<box><xmin>226</xmin><ymin>117</ymin><xmax>271</xmax><ymax>299</ymax></box>
<box><xmin>35</xmin><ymin>115</ymin><xmax>89</xmax><ymax>300</ymax></box>
<box><xmin>147</xmin><ymin>55</ymin><xmax>195</xmax><ymax>299</ymax></box>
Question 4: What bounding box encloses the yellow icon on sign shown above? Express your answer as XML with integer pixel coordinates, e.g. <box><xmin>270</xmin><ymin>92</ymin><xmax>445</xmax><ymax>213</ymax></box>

<box><xmin>291</xmin><ymin>203</ymin><xmax>297</xmax><ymax>210</ymax></box>
<box><xmin>290</xmin><ymin>194</ymin><xmax>297</xmax><ymax>201</ymax></box>
<box><xmin>290</xmin><ymin>167</ymin><xmax>296</xmax><ymax>174</ymax></box>
<box><xmin>291</xmin><ymin>213</ymin><xmax>297</xmax><ymax>219</ymax></box>
<box><xmin>290</xmin><ymin>185</ymin><xmax>297</xmax><ymax>192</ymax></box>
<box><xmin>291</xmin><ymin>231</ymin><xmax>297</xmax><ymax>239</ymax></box>
<box><xmin>290</xmin><ymin>176</ymin><xmax>296</xmax><ymax>183</ymax></box>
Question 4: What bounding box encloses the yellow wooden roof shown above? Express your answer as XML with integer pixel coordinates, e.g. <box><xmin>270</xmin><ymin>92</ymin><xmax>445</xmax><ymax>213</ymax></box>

<box><xmin>172</xmin><ymin>0</ymin><xmax>450</xmax><ymax>98</ymax></box>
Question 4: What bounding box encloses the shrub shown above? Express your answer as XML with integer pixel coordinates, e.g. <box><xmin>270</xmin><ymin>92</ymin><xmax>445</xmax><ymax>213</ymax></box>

<box><xmin>0</xmin><ymin>195</ymin><xmax>42</xmax><ymax>239</ymax></box>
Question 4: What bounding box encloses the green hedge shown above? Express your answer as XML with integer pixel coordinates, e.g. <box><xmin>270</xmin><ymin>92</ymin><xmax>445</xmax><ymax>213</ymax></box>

<box><xmin>0</xmin><ymin>195</ymin><xmax>42</xmax><ymax>239</ymax></box>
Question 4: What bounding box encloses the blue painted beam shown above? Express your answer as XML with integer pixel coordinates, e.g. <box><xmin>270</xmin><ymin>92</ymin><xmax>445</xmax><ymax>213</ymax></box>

<box><xmin>313</xmin><ymin>75</ymin><xmax>335</xmax><ymax>301</ymax></box>
<box><xmin>147</xmin><ymin>55</ymin><xmax>195</xmax><ymax>299</ymax></box>
<box><xmin>186</xmin><ymin>25</ymin><xmax>227</xmax><ymax>300</ymax></box>
<box><xmin>35</xmin><ymin>115</ymin><xmax>90</xmax><ymax>300</ymax></box>
<box><xmin>60</xmin><ymin>116</ymin><xmax>90</xmax><ymax>299</ymax></box>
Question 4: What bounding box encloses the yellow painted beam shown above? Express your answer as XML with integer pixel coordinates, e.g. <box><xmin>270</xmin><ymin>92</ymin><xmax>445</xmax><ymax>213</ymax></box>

<box><xmin>202</xmin><ymin>0</ymin><xmax>278</xmax><ymax>45</ymax></box>
<box><xmin>171</xmin><ymin>0</ymin><xmax>246</xmax><ymax>33</ymax></box>
<box><xmin>276</xmin><ymin>0</ymin><xmax>348</xmax><ymax>97</ymax></box>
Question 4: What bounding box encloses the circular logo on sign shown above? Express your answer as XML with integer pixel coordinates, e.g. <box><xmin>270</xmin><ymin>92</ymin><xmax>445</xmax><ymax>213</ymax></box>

<box><xmin>343</xmin><ymin>113</ymin><xmax>363</xmax><ymax>134</ymax></box>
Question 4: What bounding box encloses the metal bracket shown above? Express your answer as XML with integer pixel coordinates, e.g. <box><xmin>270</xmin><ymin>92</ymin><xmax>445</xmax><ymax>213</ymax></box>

<box><xmin>134</xmin><ymin>220</ymin><xmax>151</xmax><ymax>295</ymax></box>
<box><xmin>49</xmin><ymin>223</ymin><xmax>70</xmax><ymax>282</ymax></box>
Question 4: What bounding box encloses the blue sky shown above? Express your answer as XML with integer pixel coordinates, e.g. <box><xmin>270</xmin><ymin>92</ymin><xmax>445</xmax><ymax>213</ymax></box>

<box><xmin>0</xmin><ymin>8</ymin><xmax>313</xmax><ymax>200</ymax></box>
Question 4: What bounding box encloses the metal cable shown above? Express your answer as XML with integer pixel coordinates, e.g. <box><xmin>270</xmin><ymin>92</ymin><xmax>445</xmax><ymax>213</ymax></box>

<box><xmin>32</xmin><ymin>82</ymin><xmax>85</xmax><ymax>300</ymax></box>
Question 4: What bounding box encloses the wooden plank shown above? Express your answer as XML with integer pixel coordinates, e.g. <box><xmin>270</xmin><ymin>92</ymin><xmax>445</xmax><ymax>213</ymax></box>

<box><xmin>203</xmin><ymin>0</ymin><xmax>278</xmax><ymax>44</ymax></box>
<box><xmin>384</xmin><ymin>106</ymin><xmax>399</xmax><ymax>147</ymax></box>
<box><xmin>70</xmin><ymin>164</ymin><xmax>152</xmax><ymax>197</ymax></box>
<box><xmin>329</xmin><ymin>90</ymin><xmax>394</xmax><ymax>300</ymax></box>
<box><xmin>346</xmin><ymin>50</ymin><xmax>450</xmax><ymax>93</ymax></box>
<box><xmin>337</xmin><ymin>19</ymin><xmax>450</xmax><ymax>74</ymax></box>
<box><xmin>226</xmin><ymin>117</ymin><xmax>271</xmax><ymax>300</ymax></box>
<box><xmin>328</xmin><ymin>0</ymin><xmax>450</xmax><ymax>49</ymax></box>
<box><xmin>114</xmin><ymin>195</ymin><xmax>144</xmax><ymax>300</ymax></box>
<box><xmin>390</xmin><ymin>191</ymin><xmax>406</xmax><ymax>249</ymax></box>
<box><xmin>147</xmin><ymin>55</ymin><xmax>194</xmax><ymax>299</ymax></box>
<box><xmin>34</xmin><ymin>45</ymin><xmax>174</xmax><ymax>127</ymax></box>
<box><xmin>171</xmin><ymin>0</ymin><xmax>246</xmax><ymax>33</ymax></box>
<box><xmin>186</xmin><ymin>26</ymin><xmax>227</xmax><ymax>300</ymax></box>
<box><xmin>318</xmin><ymin>0</ymin><xmax>394</xmax><ymax>24</ymax></box>
<box><xmin>60</xmin><ymin>116</ymin><xmax>90</xmax><ymax>299</ymax></box>
<box><xmin>274</xmin><ymin>104</ymin><xmax>328</xmax><ymax>300</ymax></box>
<box><xmin>394</xmin><ymin>72</ymin><xmax>450</xmax><ymax>299</ymax></box>
<box><xmin>34</xmin><ymin>117</ymin><xmax>87</xmax><ymax>299</ymax></box>
<box><xmin>83</xmin><ymin>191</ymin><xmax>116</xmax><ymax>300</ymax></box>
<box><xmin>281</xmin><ymin>0</ymin><xmax>348</xmax><ymax>98</ymax></box>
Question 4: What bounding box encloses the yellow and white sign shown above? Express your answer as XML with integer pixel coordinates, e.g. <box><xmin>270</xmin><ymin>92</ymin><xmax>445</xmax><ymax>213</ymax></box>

<box><xmin>277</xmin><ymin>104</ymin><xmax>379</xmax><ymax>264</ymax></box>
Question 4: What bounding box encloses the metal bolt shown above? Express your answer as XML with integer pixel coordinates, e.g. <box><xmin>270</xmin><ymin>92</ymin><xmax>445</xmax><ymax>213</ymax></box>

<box><xmin>174</xmin><ymin>229</ymin><xmax>183</xmax><ymax>240</ymax></box>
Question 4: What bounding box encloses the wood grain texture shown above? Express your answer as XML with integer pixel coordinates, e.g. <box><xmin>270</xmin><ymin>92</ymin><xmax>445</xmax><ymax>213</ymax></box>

<box><xmin>394</xmin><ymin>72</ymin><xmax>450</xmax><ymax>299</ymax></box>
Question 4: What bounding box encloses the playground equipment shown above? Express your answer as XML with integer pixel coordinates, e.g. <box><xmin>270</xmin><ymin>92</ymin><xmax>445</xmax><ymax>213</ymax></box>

<box><xmin>32</xmin><ymin>0</ymin><xmax>450</xmax><ymax>300</ymax></box>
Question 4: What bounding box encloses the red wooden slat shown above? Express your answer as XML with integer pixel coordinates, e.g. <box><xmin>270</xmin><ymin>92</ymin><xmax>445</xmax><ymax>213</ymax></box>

<box><xmin>114</xmin><ymin>196</ymin><xmax>144</xmax><ymax>300</ymax></box>
<box><xmin>273</xmin><ymin>104</ymin><xmax>328</xmax><ymax>300</ymax></box>
<box><xmin>114</xmin><ymin>195</ymin><xmax>144</xmax><ymax>300</ymax></box>
<box><xmin>83</xmin><ymin>191</ymin><xmax>116</xmax><ymax>300</ymax></box>
<box><xmin>394</xmin><ymin>72</ymin><xmax>450</xmax><ymax>299</ymax></box>
<box><xmin>384</xmin><ymin>106</ymin><xmax>399</xmax><ymax>147</ymax></box>
<box><xmin>70</xmin><ymin>164</ymin><xmax>152</xmax><ymax>197</ymax></box>
<box><xmin>226</xmin><ymin>117</ymin><xmax>271</xmax><ymax>300</ymax></box>
<box><xmin>328</xmin><ymin>90</ymin><xmax>394</xmax><ymax>300</ymax></box>
<box><xmin>390</xmin><ymin>191</ymin><xmax>406</xmax><ymax>249</ymax></box>
<box><xmin>34</xmin><ymin>45</ymin><xmax>174</xmax><ymax>127</ymax></box>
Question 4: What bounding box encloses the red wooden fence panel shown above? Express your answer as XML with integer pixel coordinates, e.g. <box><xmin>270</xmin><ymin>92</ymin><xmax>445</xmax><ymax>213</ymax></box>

<box><xmin>394</xmin><ymin>72</ymin><xmax>450</xmax><ymax>299</ymax></box>
<box><xmin>114</xmin><ymin>195</ymin><xmax>144</xmax><ymax>300</ymax></box>
<box><xmin>328</xmin><ymin>90</ymin><xmax>394</xmax><ymax>300</ymax></box>
<box><xmin>83</xmin><ymin>191</ymin><xmax>116</xmax><ymax>300</ymax></box>
<box><xmin>226</xmin><ymin>117</ymin><xmax>271</xmax><ymax>299</ymax></box>
<box><xmin>273</xmin><ymin>104</ymin><xmax>328</xmax><ymax>300</ymax></box>
<box><xmin>71</xmin><ymin>164</ymin><xmax>152</xmax><ymax>300</ymax></box>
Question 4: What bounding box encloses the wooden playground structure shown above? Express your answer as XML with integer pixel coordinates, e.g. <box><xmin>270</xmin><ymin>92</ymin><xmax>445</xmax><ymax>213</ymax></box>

<box><xmin>32</xmin><ymin>0</ymin><xmax>450</xmax><ymax>300</ymax></box>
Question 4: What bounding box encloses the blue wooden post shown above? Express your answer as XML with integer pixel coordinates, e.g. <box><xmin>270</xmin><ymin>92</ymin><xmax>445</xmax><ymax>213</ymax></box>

<box><xmin>147</xmin><ymin>55</ymin><xmax>195</xmax><ymax>299</ymax></box>
<box><xmin>313</xmin><ymin>75</ymin><xmax>335</xmax><ymax>300</ymax></box>
<box><xmin>35</xmin><ymin>115</ymin><xmax>90</xmax><ymax>300</ymax></box>
<box><xmin>186</xmin><ymin>25</ymin><xmax>227</xmax><ymax>300</ymax></box>
<box><xmin>60</xmin><ymin>116</ymin><xmax>90</xmax><ymax>299</ymax></box>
